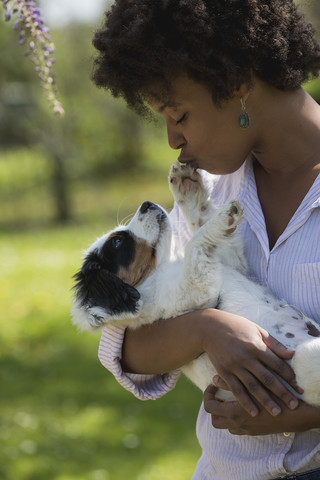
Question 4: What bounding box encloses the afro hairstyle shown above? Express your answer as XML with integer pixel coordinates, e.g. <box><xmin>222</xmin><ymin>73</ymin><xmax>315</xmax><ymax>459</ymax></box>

<box><xmin>92</xmin><ymin>0</ymin><xmax>320</xmax><ymax>115</ymax></box>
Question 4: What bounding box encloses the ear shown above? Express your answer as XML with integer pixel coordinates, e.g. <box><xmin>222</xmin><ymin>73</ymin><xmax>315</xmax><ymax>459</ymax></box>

<box><xmin>72</xmin><ymin>252</ymin><xmax>141</xmax><ymax>331</ymax></box>
<box><xmin>235</xmin><ymin>80</ymin><xmax>254</xmax><ymax>102</ymax></box>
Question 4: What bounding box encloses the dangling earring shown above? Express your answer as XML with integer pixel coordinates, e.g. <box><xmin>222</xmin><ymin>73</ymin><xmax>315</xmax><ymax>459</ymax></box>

<box><xmin>239</xmin><ymin>98</ymin><xmax>250</xmax><ymax>129</ymax></box>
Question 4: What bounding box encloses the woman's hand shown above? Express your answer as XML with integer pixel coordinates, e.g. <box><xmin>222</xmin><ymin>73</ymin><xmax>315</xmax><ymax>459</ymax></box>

<box><xmin>203</xmin><ymin>384</ymin><xmax>320</xmax><ymax>435</ymax></box>
<box><xmin>199</xmin><ymin>309</ymin><xmax>302</xmax><ymax>417</ymax></box>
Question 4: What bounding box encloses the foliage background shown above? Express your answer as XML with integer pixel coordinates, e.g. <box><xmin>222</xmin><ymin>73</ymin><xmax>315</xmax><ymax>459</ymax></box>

<box><xmin>1</xmin><ymin>1</ymin><xmax>320</xmax><ymax>479</ymax></box>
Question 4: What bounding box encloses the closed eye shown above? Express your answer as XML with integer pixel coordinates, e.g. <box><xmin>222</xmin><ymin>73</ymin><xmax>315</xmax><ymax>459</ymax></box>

<box><xmin>176</xmin><ymin>113</ymin><xmax>187</xmax><ymax>125</ymax></box>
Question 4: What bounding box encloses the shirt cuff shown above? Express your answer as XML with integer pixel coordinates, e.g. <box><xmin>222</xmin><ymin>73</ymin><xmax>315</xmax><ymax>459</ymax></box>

<box><xmin>98</xmin><ymin>324</ymin><xmax>181</xmax><ymax>400</ymax></box>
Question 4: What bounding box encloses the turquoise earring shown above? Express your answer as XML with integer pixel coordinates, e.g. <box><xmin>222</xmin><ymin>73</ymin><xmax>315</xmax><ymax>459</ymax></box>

<box><xmin>239</xmin><ymin>98</ymin><xmax>250</xmax><ymax>129</ymax></box>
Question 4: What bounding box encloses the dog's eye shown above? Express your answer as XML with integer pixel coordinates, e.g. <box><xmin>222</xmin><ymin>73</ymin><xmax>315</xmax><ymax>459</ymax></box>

<box><xmin>112</xmin><ymin>237</ymin><xmax>123</xmax><ymax>249</ymax></box>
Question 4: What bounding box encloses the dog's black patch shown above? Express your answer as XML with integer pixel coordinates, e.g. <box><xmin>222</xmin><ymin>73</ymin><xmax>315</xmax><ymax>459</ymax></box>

<box><xmin>73</xmin><ymin>231</ymin><xmax>140</xmax><ymax>316</ymax></box>
<box><xmin>100</xmin><ymin>230</ymin><xmax>136</xmax><ymax>274</ymax></box>
<box><xmin>273</xmin><ymin>323</ymin><xmax>284</xmax><ymax>335</ymax></box>
<box><xmin>306</xmin><ymin>321</ymin><xmax>320</xmax><ymax>338</ymax></box>
<box><xmin>285</xmin><ymin>332</ymin><xmax>295</xmax><ymax>338</ymax></box>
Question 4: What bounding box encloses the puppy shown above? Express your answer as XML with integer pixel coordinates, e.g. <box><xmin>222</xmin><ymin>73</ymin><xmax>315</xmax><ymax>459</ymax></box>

<box><xmin>72</xmin><ymin>162</ymin><xmax>320</xmax><ymax>406</ymax></box>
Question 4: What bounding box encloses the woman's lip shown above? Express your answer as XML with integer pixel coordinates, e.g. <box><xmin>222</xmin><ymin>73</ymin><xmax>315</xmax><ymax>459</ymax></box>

<box><xmin>177</xmin><ymin>154</ymin><xmax>199</xmax><ymax>169</ymax></box>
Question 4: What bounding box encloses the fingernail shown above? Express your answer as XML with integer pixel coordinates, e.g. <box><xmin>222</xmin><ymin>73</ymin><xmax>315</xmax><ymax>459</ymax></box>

<box><xmin>289</xmin><ymin>399</ymin><xmax>298</xmax><ymax>409</ymax></box>
<box><xmin>250</xmin><ymin>409</ymin><xmax>258</xmax><ymax>417</ymax></box>
<box><xmin>271</xmin><ymin>407</ymin><xmax>281</xmax><ymax>416</ymax></box>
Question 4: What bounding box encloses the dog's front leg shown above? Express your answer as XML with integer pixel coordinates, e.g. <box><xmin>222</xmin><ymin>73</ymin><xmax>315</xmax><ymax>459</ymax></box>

<box><xmin>169</xmin><ymin>161</ymin><xmax>215</xmax><ymax>235</ymax></box>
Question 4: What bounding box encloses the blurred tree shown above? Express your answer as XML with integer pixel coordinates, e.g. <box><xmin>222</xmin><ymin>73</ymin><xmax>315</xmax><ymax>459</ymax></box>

<box><xmin>51</xmin><ymin>24</ymin><xmax>147</xmax><ymax>178</ymax></box>
<box><xmin>303</xmin><ymin>0</ymin><xmax>320</xmax><ymax>30</ymax></box>
<box><xmin>295</xmin><ymin>1</ymin><xmax>320</xmax><ymax>103</ymax></box>
<box><xmin>0</xmin><ymin>20</ymin><xmax>71</xmax><ymax>223</ymax></box>
<box><xmin>0</xmin><ymin>21</ymin><xmax>36</xmax><ymax>146</ymax></box>
<box><xmin>0</xmin><ymin>18</ymin><xmax>149</xmax><ymax>226</ymax></box>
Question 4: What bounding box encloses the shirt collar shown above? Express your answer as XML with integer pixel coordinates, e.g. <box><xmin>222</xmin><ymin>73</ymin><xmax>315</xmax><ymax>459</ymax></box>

<box><xmin>240</xmin><ymin>156</ymin><xmax>320</xmax><ymax>254</ymax></box>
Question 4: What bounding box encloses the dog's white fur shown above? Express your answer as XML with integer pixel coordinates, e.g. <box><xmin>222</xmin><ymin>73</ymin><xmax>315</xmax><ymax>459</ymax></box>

<box><xmin>72</xmin><ymin>162</ymin><xmax>320</xmax><ymax>406</ymax></box>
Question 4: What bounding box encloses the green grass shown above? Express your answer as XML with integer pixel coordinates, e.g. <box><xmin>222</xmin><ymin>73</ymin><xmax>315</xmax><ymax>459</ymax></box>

<box><xmin>0</xmin><ymin>221</ymin><xmax>202</xmax><ymax>480</ymax></box>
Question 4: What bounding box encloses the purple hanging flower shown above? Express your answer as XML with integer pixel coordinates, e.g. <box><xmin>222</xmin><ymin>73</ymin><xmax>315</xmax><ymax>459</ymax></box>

<box><xmin>1</xmin><ymin>0</ymin><xmax>64</xmax><ymax>116</ymax></box>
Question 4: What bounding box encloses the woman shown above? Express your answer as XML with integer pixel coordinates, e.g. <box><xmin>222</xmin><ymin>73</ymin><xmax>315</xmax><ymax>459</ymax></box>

<box><xmin>92</xmin><ymin>1</ymin><xmax>320</xmax><ymax>478</ymax></box>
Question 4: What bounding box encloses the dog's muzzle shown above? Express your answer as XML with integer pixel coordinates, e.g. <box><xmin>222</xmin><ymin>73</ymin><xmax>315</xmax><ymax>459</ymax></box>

<box><xmin>140</xmin><ymin>201</ymin><xmax>167</xmax><ymax>224</ymax></box>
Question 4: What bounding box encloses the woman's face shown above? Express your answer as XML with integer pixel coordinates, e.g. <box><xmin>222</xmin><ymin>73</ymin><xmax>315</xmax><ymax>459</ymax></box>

<box><xmin>149</xmin><ymin>76</ymin><xmax>258</xmax><ymax>175</ymax></box>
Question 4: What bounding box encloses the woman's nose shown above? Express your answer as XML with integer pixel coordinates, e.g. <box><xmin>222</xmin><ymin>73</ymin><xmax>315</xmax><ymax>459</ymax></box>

<box><xmin>167</xmin><ymin>124</ymin><xmax>186</xmax><ymax>150</ymax></box>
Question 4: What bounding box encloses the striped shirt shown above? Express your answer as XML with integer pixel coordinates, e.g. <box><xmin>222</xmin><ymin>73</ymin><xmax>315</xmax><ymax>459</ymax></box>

<box><xmin>98</xmin><ymin>157</ymin><xmax>320</xmax><ymax>479</ymax></box>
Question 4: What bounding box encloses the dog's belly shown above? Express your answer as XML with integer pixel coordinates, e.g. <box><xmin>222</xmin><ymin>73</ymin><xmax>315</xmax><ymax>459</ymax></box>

<box><xmin>220</xmin><ymin>293</ymin><xmax>319</xmax><ymax>351</ymax></box>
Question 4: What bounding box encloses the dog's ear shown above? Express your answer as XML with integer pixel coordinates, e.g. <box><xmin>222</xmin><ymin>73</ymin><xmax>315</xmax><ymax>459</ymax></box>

<box><xmin>72</xmin><ymin>251</ymin><xmax>141</xmax><ymax>331</ymax></box>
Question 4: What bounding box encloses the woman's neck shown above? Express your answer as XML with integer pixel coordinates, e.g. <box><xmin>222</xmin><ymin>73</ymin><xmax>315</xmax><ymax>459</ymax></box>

<box><xmin>247</xmin><ymin>80</ymin><xmax>320</xmax><ymax>248</ymax></box>
<box><xmin>250</xmin><ymin>81</ymin><xmax>320</xmax><ymax>178</ymax></box>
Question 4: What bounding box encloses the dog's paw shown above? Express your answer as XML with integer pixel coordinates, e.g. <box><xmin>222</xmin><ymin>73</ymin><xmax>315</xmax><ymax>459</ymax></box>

<box><xmin>218</xmin><ymin>201</ymin><xmax>243</xmax><ymax>234</ymax></box>
<box><xmin>169</xmin><ymin>161</ymin><xmax>202</xmax><ymax>199</ymax></box>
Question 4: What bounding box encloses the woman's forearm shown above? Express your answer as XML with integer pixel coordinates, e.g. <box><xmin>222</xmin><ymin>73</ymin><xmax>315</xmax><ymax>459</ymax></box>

<box><xmin>121</xmin><ymin>310</ymin><xmax>208</xmax><ymax>374</ymax></box>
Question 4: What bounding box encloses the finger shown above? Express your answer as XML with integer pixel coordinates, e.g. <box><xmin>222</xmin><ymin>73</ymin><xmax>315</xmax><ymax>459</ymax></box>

<box><xmin>219</xmin><ymin>369</ymin><xmax>297</xmax><ymax>417</ymax></box>
<box><xmin>261</xmin><ymin>330</ymin><xmax>295</xmax><ymax>359</ymax></box>
<box><xmin>205</xmin><ymin>378</ymin><xmax>258</xmax><ymax>417</ymax></box>
<box><xmin>210</xmin><ymin>375</ymin><xmax>261</xmax><ymax>417</ymax></box>
<box><xmin>256</xmin><ymin>339</ymin><xmax>303</xmax><ymax>395</ymax></box>
<box><xmin>232</xmin><ymin>370</ymin><xmax>290</xmax><ymax>416</ymax></box>
<box><xmin>211</xmin><ymin>415</ymin><xmax>234</xmax><ymax>430</ymax></box>
<box><xmin>203</xmin><ymin>385</ymin><xmax>239</xmax><ymax>419</ymax></box>
<box><xmin>246</xmin><ymin>364</ymin><xmax>300</xmax><ymax>411</ymax></box>
<box><xmin>204</xmin><ymin>384</ymin><xmax>219</xmax><ymax>402</ymax></box>
<box><xmin>230</xmin><ymin>359</ymin><xmax>300</xmax><ymax>415</ymax></box>
<box><xmin>222</xmin><ymin>374</ymin><xmax>259</xmax><ymax>417</ymax></box>
<box><xmin>224</xmin><ymin>350</ymin><xmax>301</xmax><ymax>414</ymax></box>
<box><xmin>213</xmin><ymin>375</ymin><xmax>231</xmax><ymax>391</ymax></box>
<box><xmin>203</xmin><ymin>384</ymin><xmax>221</xmax><ymax>413</ymax></box>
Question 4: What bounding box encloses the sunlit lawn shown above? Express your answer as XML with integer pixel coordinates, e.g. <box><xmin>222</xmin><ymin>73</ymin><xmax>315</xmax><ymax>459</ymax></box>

<box><xmin>0</xmin><ymin>194</ymin><xmax>202</xmax><ymax>479</ymax></box>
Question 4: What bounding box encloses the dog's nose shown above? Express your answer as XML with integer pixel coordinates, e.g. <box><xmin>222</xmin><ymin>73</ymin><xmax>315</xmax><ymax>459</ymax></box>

<box><xmin>140</xmin><ymin>201</ymin><xmax>157</xmax><ymax>214</ymax></box>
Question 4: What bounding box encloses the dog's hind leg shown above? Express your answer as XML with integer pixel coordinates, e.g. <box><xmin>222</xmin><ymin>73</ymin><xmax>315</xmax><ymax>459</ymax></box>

<box><xmin>176</xmin><ymin>201</ymin><xmax>243</xmax><ymax>308</ymax></box>
<box><xmin>185</xmin><ymin>200</ymin><xmax>243</xmax><ymax>259</ymax></box>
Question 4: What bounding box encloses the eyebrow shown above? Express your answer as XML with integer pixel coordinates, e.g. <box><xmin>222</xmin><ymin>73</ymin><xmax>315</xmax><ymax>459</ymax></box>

<box><xmin>158</xmin><ymin>100</ymin><xmax>181</xmax><ymax>113</ymax></box>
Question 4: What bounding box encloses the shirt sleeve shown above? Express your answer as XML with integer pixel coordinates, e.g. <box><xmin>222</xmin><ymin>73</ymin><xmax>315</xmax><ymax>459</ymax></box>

<box><xmin>98</xmin><ymin>325</ymin><xmax>181</xmax><ymax>400</ymax></box>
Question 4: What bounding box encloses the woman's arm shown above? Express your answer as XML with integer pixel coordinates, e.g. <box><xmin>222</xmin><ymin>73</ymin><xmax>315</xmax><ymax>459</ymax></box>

<box><xmin>122</xmin><ymin>308</ymin><xmax>301</xmax><ymax>417</ymax></box>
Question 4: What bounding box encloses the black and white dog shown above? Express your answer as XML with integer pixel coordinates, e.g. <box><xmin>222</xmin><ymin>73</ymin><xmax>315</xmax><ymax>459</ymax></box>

<box><xmin>72</xmin><ymin>162</ymin><xmax>320</xmax><ymax>405</ymax></box>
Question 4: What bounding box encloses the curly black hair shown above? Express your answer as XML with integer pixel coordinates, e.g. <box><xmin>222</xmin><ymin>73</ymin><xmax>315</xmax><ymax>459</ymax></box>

<box><xmin>92</xmin><ymin>0</ymin><xmax>320</xmax><ymax>115</ymax></box>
